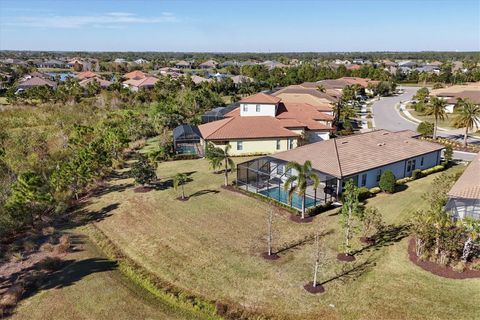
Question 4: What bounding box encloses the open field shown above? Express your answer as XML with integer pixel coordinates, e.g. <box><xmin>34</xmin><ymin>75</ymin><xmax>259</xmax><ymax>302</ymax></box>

<box><xmin>38</xmin><ymin>141</ymin><xmax>477</xmax><ymax>319</ymax></box>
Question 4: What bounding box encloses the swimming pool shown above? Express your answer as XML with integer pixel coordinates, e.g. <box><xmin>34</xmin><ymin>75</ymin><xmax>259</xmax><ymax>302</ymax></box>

<box><xmin>259</xmin><ymin>187</ymin><xmax>316</xmax><ymax>210</ymax></box>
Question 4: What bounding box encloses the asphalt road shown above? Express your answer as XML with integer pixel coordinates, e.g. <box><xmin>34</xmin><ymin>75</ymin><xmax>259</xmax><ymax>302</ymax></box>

<box><xmin>372</xmin><ymin>86</ymin><xmax>478</xmax><ymax>161</ymax></box>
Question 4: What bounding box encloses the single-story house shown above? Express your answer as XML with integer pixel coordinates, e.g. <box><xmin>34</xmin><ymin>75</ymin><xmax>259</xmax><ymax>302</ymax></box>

<box><xmin>124</xmin><ymin>70</ymin><xmax>147</xmax><ymax>80</ymax></box>
<box><xmin>445</xmin><ymin>152</ymin><xmax>480</xmax><ymax>220</ymax></box>
<box><xmin>17</xmin><ymin>76</ymin><xmax>57</xmax><ymax>91</ymax></box>
<box><xmin>192</xmin><ymin>92</ymin><xmax>334</xmax><ymax>156</ymax></box>
<box><xmin>76</xmin><ymin>71</ymin><xmax>100</xmax><ymax>80</ymax></box>
<box><xmin>230</xmin><ymin>75</ymin><xmax>253</xmax><ymax>85</ymax></box>
<box><xmin>199</xmin><ymin>60</ymin><xmax>218</xmax><ymax>69</ymax></box>
<box><xmin>134</xmin><ymin>58</ymin><xmax>149</xmax><ymax>65</ymax></box>
<box><xmin>37</xmin><ymin>59</ymin><xmax>66</xmax><ymax>68</ymax></box>
<box><xmin>79</xmin><ymin>77</ymin><xmax>112</xmax><ymax>89</ymax></box>
<box><xmin>122</xmin><ymin>76</ymin><xmax>158</xmax><ymax>91</ymax></box>
<box><xmin>175</xmin><ymin>60</ymin><xmax>192</xmax><ymax>69</ymax></box>
<box><xmin>236</xmin><ymin>130</ymin><xmax>444</xmax><ymax>209</ymax></box>
<box><xmin>430</xmin><ymin>82</ymin><xmax>480</xmax><ymax>113</ymax></box>
<box><xmin>190</xmin><ymin>75</ymin><xmax>212</xmax><ymax>85</ymax></box>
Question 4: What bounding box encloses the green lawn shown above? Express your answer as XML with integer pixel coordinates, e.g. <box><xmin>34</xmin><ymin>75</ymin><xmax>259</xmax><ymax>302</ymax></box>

<box><xmin>46</xmin><ymin>146</ymin><xmax>476</xmax><ymax>320</ymax></box>
<box><xmin>407</xmin><ymin>108</ymin><xmax>458</xmax><ymax>130</ymax></box>
<box><xmin>10</xmin><ymin>235</ymin><xmax>197</xmax><ymax>320</ymax></box>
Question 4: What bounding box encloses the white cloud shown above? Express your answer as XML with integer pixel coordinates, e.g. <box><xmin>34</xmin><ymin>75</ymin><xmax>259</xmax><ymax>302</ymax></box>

<box><xmin>2</xmin><ymin>11</ymin><xmax>178</xmax><ymax>28</ymax></box>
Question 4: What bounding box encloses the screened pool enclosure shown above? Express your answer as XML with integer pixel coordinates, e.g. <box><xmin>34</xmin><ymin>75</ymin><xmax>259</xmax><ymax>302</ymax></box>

<box><xmin>236</xmin><ymin>157</ymin><xmax>338</xmax><ymax>211</ymax></box>
<box><xmin>173</xmin><ymin>125</ymin><xmax>203</xmax><ymax>156</ymax></box>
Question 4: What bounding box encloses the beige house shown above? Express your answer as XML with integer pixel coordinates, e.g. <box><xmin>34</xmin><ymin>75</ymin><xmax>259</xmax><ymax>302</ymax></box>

<box><xmin>196</xmin><ymin>92</ymin><xmax>334</xmax><ymax>156</ymax></box>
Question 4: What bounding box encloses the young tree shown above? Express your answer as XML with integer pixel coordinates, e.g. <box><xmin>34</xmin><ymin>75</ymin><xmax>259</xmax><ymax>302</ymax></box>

<box><xmin>205</xmin><ymin>143</ymin><xmax>235</xmax><ymax>186</ymax></box>
<box><xmin>284</xmin><ymin>160</ymin><xmax>320</xmax><ymax>219</ymax></box>
<box><xmin>131</xmin><ymin>155</ymin><xmax>156</xmax><ymax>186</ymax></box>
<box><xmin>173</xmin><ymin>172</ymin><xmax>188</xmax><ymax>200</ymax></box>
<box><xmin>453</xmin><ymin>99</ymin><xmax>480</xmax><ymax>147</ymax></box>
<box><xmin>417</xmin><ymin>121</ymin><xmax>434</xmax><ymax>137</ymax></box>
<box><xmin>443</xmin><ymin>145</ymin><xmax>453</xmax><ymax>164</ymax></box>
<box><xmin>424</xmin><ymin>96</ymin><xmax>447</xmax><ymax>139</ymax></box>
<box><xmin>339</xmin><ymin>180</ymin><xmax>362</xmax><ymax>255</ymax></box>
<box><xmin>359</xmin><ymin>206</ymin><xmax>383</xmax><ymax>241</ymax></box>
<box><xmin>267</xmin><ymin>208</ymin><xmax>274</xmax><ymax>256</ymax></box>
<box><xmin>311</xmin><ymin>232</ymin><xmax>324</xmax><ymax>288</ymax></box>
<box><xmin>459</xmin><ymin>218</ymin><xmax>480</xmax><ymax>262</ymax></box>
<box><xmin>379</xmin><ymin>170</ymin><xmax>396</xmax><ymax>193</ymax></box>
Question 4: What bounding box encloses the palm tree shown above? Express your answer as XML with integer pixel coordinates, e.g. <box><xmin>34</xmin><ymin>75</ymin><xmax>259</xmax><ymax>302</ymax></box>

<box><xmin>173</xmin><ymin>173</ymin><xmax>188</xmax><ymax>200</ymax></box>
<box><xmin>284</xmin><ymin>160</ymin><xmax>320</xmax><ymax>219</ymax></box>
<box><xmin>424</xmin><ymin>96</ymin><xmax>447</xmax><ymax>139</ymax></box>
<box><xmin>316</xmin><ymin>84</ymin><xmax>326</xmax><ymax>93</ymax></box>
<box><xmin>205</xmin><ymin>143</ymin><xmax>235</xmax><ymax>186</ymax></box>
<box><xmin>453</xmin><ymin>99</ymin><xmax>480</xmax><ymax>147</ymax></box>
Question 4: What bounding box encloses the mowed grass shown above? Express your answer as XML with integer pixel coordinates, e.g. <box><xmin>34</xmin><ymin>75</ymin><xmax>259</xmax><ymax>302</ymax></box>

<box><xmin>75</xmin><ymin>150</ymin><xmax>480</xmax><ymax>320</ymax></box>
<box><xmin>10</xmin><ymin>235</ymin><xmax>196</xmax><ymax>320</ymax></box>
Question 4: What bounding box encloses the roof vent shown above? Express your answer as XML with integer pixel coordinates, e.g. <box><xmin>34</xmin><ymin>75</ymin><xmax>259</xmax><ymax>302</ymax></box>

<box><xmin>382</xmin><ymin>132</ymin><xmax>389</xmax><ymax>135</ymax></box>
<box><xmin>341</xmin><ymin>141</ymin><xmax>349</xmax><ymax>144</ymax></box>
<box><xmin>377</xmin><ymin>142</ymin><xmax>386</xmax><ymax>146</ymax></box>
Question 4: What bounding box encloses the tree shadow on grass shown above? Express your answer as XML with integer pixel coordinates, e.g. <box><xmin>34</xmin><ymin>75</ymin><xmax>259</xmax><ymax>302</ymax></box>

<box><xmin>91</xmin><ymin>182</ymin><xmax>134</xmax><ymax>198</ymax></box>
<box><xmin>274</xmin><ymin>229</ymin><xmax>334</xmax><ymax>255</ymax></box>
<box><xmin>353</xmin><ymin>224</ymin><xmax>410</xmax><ymax>257</ymax></box>
<box><xmin>320</xmin><ymin>258</ymin><xmax>375</xmax><ymax>286</ymax></box>
<box><xmin>188</xmin><ymin>189</ymin><xmax>220</xmax><ymax>198</ymax></box>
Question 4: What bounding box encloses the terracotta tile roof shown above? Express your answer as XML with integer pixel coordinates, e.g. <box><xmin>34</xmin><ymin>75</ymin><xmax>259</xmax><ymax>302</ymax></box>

<box><xmin>79</xmin><ymin>77</ymin><xmax>112</xmax><ymax>88</ymax></box>
<box><xmin>76</xmin><ymin>71</ymin><xmax>99</xmax><ymax>80</ymax></box>
<box><xmin>448</xmin><ymin>152</ymin><xmax>480</xmax><ymax>199</ymax></box>
<box><xmin>277</xmin><ymin>102</ymin><xmax>334</xmax><ymax>122</ymax></box>
<box><xmin>239</xmin><ymin>92</ymin><xmax>281</xmax><ymax>104</ymax></box>
<box><xmin>123</xmin><ymin>76</ymin><xmax>158</xmax><ymax>88</ymax></box>
<box><xmin>198</xmin><ymin>116</ymin><xmax>298</xmax><ymax>140</ymax></box>
<box><xmin>270</xmin><ymin>130</ymin><xmax>444</xmax><ymax>178</ymax></box>
<box><xmin>274</xmin><ymin>86</ymin><xmax>338</xmax><ymax>103</ymax></box>
<box><xmin>124</xmin><ymin>70</ymin><xmax>146</xmax><ymax>80</ymax></box>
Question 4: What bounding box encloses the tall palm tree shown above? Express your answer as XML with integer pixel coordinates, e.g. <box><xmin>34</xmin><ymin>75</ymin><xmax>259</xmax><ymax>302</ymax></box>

<box><xmin>453</xmin><ymin>99</ymin><xmax>480</xmax><ymax>147</ymax></box>
<box><xmin>205</xmin><ymin>143</ymin><xmax>235</xmax><ymax>186</ymax></box>
<box><xmin>284</xmin><ymin>160</ymin><xmax>320</xmax><ymax>219</ymax></box>
<box><xmin>424</xmin><ymin>96</ymin><xmax>447</xmax><ymax>139</ymax></box>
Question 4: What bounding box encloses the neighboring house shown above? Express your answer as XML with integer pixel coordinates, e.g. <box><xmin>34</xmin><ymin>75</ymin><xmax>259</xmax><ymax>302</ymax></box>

<box><xmin>122</xmin><ymin>76</ymin><xmax>158</xmax><ymax>91</ymax></box>
<box><xmin>445</xmin><ymin>152</ymin><xmax>480</xmax><ymax>220</ymax></box>
<box><xmin>273</xmin><ymin>85</ymin><xmax>338</xmax><ymax>112</ymax></box>
<box><xmin>67</xmin><ymin>58</ymin><xmax>94</xmax><ymax>71</ymax></box>
<box><xmin>17</xmin><ymin>76</ymin><xmax>57</xmax><ymax>91</ymax></box>
<box><xmin>236</xmin><ymin>130</ymin><xmax>444</xmax><ymax>209</ymax></box>
<box><xmin>230</xmin><ymin>75</ymin><xmax>253</xmax><ymax>85</ymax></box>
<box><xmin>190</xmin><ymin>75</ymin><xmax>212</xmax><ymax>85</ymax></box>
<box><xmin>114</xmin><ymin>58</ymin><xmax>127</xmax><ymax>64</ymax></box>
<box><xmin>79</xmin><ymin>77</ymin><xmax>112</xmax><ymax>89</ymax></box>
<box><xmin>192</xmin><ymin>92</ymin><xmax>334</xmax><ymax>156</ymax></box>
<box><xmin>134</xmin><ymin>58</ymin><xmax>149</xmax><ymax>65</ymax></box>
<box><xmin>76</xmin><ymin>71</ymin><xmax>100</xmax><ymax>80</ymax></box>
<box><xmin>198</xmin><ymin>60</ymin><xmax>218</xmax><ymax>69</ymax></box>
<box><xmin>37</xmin><ymin>59</ymin><xmax>66</xmax><ymax>68</ymax></box>
<box><xmin>430</xmin><ymin>82</ymin><xmax>480</xmax><ymax>113</ymax></box>
<box><xmin>261</xmin><ymin>60</ymin><xmax>287</xmax><ymax>70</ymax></box>
<box><xmin>175</xmin><ymin>60</ymin><xmax>192</xmax><ymax>69</ymax></box>
<box><xmin>124</xmin><ymin>70</ymin><xmax>147</xmax><ymax>80</ymax></box>
<box><xmin>346</xmin><ymin>64</ymin><xmax>361</xmax><ymax>71</ymax></box>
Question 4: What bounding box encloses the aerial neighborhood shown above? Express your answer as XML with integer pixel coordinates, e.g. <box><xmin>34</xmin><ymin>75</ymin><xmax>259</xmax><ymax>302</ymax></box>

<box><xmin>0</xmin><ymin>1</ymin><xmax>480</xmax><ymax>318</ymax></box>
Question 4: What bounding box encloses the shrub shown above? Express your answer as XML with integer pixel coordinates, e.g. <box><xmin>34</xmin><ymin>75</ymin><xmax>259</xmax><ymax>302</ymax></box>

<box><xmin>40</xmin><ymin>242</ymin><xmax>54</xmax><ymax>252</ymax></box>
<box><xmin>55</xmin><ymin>235</ymin><xmax>71</xmax><ymax>254</ymax></box>
<box><xmin>306</xmin><ymin>202</ymin><xmax>334</xmax><ymax>215</ymax></box>
<box><xmin>396</xmin><ymin>177</ymin><xmax>412</xmax><ymax>185</ymax></box>
<box><xmin>0</xmin><ymin>283</ymin><xmax>24</xmax><ymax>309</ymax></box>
<box><xmin>172</xmin><ymin>154</ymin><xmax>199</xmax><ymax>161</ymax></box>
<box><xmin>37</xmin><ymin>257</ymin><xmax>63</xmax><ymax>271</ymax></box>
<box><xmin>415</xmin><ymin>101</ymin><xmax>426</xmax><ymax>113</ymax></box>
<box><xmin>417</xmin><ymin>121</ymin><xmax>433</xmax><ymax>136</ymax></box>
<box><xmin>412</xmin><ymin>169</ymin><xmax>423</xmax><ymax>180</ymax></box>
<box><xmin>369</xmin><ymin>187</ymin><xmax>381</xmax><ymax>194</ymax></box>
<box><xmin>443</xmin><ymin>145</ymin><xmax>453</xmax><ymax>163</ymax></box>
<box><xmin>421</xmin><ymin>164</ymin><xmax>445</xmax><ymax>176</ymax></box>
<box><xmin>357</xmin><ymin>187</ymin><xmax>371</xmax><ymax>201</ymax></box>
<box><xmin>453</xmin><ymin>261</ymin><xmax>466</xmax><ymax>273</ymax></box>
<box><xmin>471</xmin><ymin>261</ymin><xmax>480</xmax><ymax>271</ymax></box>
<box><xmin>379</xmin><ymin>170</ymin><xmax>396</xmax><ymax>193</ymax></box>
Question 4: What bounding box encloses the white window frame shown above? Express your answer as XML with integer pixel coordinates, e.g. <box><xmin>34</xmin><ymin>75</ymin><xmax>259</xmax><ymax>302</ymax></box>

<box><xmin>243</xmin><ymin>104</ymin><xmax>248</xmax><ymax>112</ymax></box>
<box><xmin>237</xmin><ymin>141</ymin><xmax>243</xmax><ymax>151</ymax></box>
<box><xmin>256</xmin><ymin>104</ymin><xmax>261</xmax><ymax>112</ymax></box>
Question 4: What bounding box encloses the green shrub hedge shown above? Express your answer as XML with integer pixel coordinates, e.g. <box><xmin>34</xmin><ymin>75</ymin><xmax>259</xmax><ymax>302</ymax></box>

<box><xmin>379</xmin><ymin>170</ymin><xmax>396</xmax><ymax>193</ymax></box>
<box><xmin>369</xmin><ymin>187</ymin><xmax>381</xmax><ymax>194</ymax></box>
<box><xmin>412</xmin><ymin>169</ymin><xmax>423</xmax><ymax>180</ymax></box>
<box><xmin>358</xmin><ymin>187</ymin><xmax>371</xmax><ymax>201</ymax></box>
<box><xmin>421</xmin><ymin>164</ymin><xmax>445</xmax><ymax>176</ymax></box>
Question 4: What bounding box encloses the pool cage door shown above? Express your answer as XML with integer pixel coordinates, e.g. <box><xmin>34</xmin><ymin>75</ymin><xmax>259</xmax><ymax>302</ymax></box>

<box><xmin>236</xmin><ymin>157</ymin><xmax>333</xmax><ymax>210</ymax></box>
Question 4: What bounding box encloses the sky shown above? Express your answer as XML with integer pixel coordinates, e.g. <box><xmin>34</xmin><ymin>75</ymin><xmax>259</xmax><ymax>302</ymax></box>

<box><xmin>0</xmin><ymin>0</ymin><xmax>479</xmax><ymax>52</ymax></box>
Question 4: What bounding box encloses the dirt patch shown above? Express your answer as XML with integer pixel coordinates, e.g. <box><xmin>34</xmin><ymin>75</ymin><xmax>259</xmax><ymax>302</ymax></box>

<box><xmin>360</xmin><ymin>237</ymin><xmax>375</xmax><ymax>245</ymax></box>
<box><xmin>408</xmin><ymin>238</ymin><xmax>480</xmax><ymax>279</ymax></box>
<box><xmin>303</xmin><ymin>282</ymin><xmax>325</xmax><ymax>294</ymax></box>
<box><xmin>337</xmin><ymin>253</ymin><xmax>356</xmax><ymax>262</ymax></box>
<box><xmin>175</xmin><ymin>196</ymin><xmax>189</xmax><ymax>202</ymax></box>
<box><xmin>260</xmin><ymin>252</ymin><xmax>280</xmax><ymax>261</ymax></box>
<box><xmin>133</xmin><ymin>186</ymin><xmax>153</xmax><ymax>193</ymax></box>
<box><xmin>289</xmin><ymin>215</ymin><xmax>313</xmax><ymax>223</ymax></box>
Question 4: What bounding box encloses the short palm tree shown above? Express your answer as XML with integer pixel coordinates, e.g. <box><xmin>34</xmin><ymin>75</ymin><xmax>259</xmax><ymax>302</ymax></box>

<box><xmin>205</xmin><ymin>143</ymin><xmax>235</xmax><ymax>186</ymax></box>
<box><xmin>173</xmin><ymin>173</ymin><xmax>188</xmax><ymax>200</ymax></box>
<box><xmin>284</xmin><ymin>160</ymin><xmax>320</xmax><ymax>219</ymax></box>
<box><xmin>424</xmin><ymin>96</ymin><xmax>447</xmax><ymax>139</ymax></box>
<box><xmin>316</xmin><ymin>84</ymin><xmax>326</xmax><ymax>93</ymax></box>
<box><xmin>453</xmin><ymin>99</ymin><xmax>480</xmax><ymax>147</ymax></box>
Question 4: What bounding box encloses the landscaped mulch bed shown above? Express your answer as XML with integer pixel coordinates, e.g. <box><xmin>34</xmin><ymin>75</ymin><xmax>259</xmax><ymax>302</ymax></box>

<box><xmin>260</xmin><ymin>252</ymin><xmax>280</xmax><ymax>260</ymax></box>
<box><xmin>289</xmin><ymin>215</ymin><xmax>314</xmax><ymax>223</ymax></box>
<box><xmin>133</xmin><ymin>186</ymin><xmax>153</xmax><ymax>193</ymax></box>
<box><xmin>360</xmin><ymin>237</ymin><xmax>375</xmax><ymax>245</ymax></box>
<box><xmin>175</xmin><ymin>196</ymin><xmax>189</xmax><ymax>202</ymax></box>
<box><xmin>303</xmin><ymin>282</ymin><xmax>325</xmax><ymax>294</ymax></box>
<box><xmin>408</xmin><ymin>238</ymin><xmax>480</xmax><ymax>279</ymax></box>
<box><xmin>337</xmin><ymin>253</ymin><xmax>356</xmax><ymax>262</ymax></box>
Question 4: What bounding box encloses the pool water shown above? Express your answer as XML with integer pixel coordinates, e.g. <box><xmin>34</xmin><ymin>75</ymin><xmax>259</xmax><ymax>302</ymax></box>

<box><xmin>259</xmin><ymin>187</ymin><xmax>316</xmax><ymax>210</ymax></box>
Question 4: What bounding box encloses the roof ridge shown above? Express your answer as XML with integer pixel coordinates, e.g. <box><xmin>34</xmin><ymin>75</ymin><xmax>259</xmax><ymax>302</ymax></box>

<box><xmin>332</xmin><ymin>138</ymin><xmax>343</xmax><ymax>178</ymax></box>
